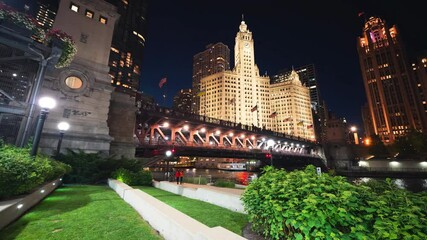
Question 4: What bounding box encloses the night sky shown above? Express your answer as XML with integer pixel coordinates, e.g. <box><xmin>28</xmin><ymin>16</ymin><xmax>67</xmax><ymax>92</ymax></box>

<box><xmin>141</xmin><ymin>0</ymin><xmax>427</xmax><ymax>129</ymax></box>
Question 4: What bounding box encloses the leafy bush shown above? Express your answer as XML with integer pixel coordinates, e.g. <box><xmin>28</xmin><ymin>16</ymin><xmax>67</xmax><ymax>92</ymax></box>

<box><xmin>112</xmin><ymin>168</ymin><xmax>152</xmax><ymax>186</ymax></box>
<box><xmin>0</xmin><ymin>144</ymin><xmax>71</xmax><ymax>199</ymax></box>
<box><xmin>57</xmin><ymin>150</ymin><xmax>144</xmax><ymax>184</ymax></box>
<box><xmin>360</xmin><ymin>179</ymin><xmax>427</xmax><ymax>239</ymax></box>
<box><xmin>214</xmin><ymin>179</ymin><xmax>235</xmax><ymax>188</ymax></box>
<box><xmin>242</xmin><ymin>166</ymin><xmax>427</xmax><ymax>240</ymax></box>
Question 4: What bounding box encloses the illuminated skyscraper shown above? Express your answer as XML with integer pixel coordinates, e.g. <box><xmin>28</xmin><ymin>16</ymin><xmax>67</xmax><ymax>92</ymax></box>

<box><xmin>173</xmin><ymin>89</ymin><xmax>193</xmax><ymax>113</ymax></box>
<box><xmin>35</xmin><ymin>0</ymin><xmax>57</xmax><ymax>31</ymax></box>
<box><xmin>270</xmin><ymin>70</ymin><xmax>314</xmax><ymax>140</ymax></box>
<box><xmin>192</xmin><ymin>42</ymin><xmax>230</xmax><ymax>114</ymax></box>
<box><xmin>199</xmin><ymin>20</ymin><xmax>271</xmax><ymax>128</ymax></box>
<box><xmin>105</xmin><ymin>0</ymin><xmax>148</xmax><ymax>94</ymax></box>
<box><xmin>271</xmin><ymin>64</ymin><xmax>324</xmax><ymax>141</ymax></box>
<box><xmin>357</xmin><ymin>16</ymin><xmax>423</xmax><ymax>143</ymax></box>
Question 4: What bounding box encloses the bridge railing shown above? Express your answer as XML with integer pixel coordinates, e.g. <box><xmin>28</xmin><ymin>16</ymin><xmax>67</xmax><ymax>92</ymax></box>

<box><xmin>138</xmin><ymin>104</ymin><xmax>317</xmax><ymax>145</ymax></box>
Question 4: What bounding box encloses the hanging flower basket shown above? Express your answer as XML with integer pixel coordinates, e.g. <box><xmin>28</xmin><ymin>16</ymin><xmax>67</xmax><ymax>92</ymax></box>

<box><xmin>0</xmin><ymin>2</ymin><xmax>77</xmax><ymax>68</ymax></box>
<box><xmin>45</xmin><ymin>29</ymin><xmax>78</xmax><ymax>68</ymax></box>
<box><xmin>0</xmin><ymin>2</ymin><xmax>45</xmax><ymax>39</ymax></box>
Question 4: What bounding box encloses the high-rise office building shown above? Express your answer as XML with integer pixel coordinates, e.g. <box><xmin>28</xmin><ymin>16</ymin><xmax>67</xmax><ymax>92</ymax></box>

<box><xmin>271</xmin><ymin>64</ymin><xmax>324</xmax><ymax>142</ymax></box>
<box><xmin>35</xmin><ymin>0</ymin><xmax>57</xmax><ymax>31</ymax></box>
<box><xmin>173</xmin><ymin>89</ymin><xmax>193</xmax><ymax>113</ymax></box>
<box><xmin>105</xmin><ymin>0</ymin><xmax>148</xmax><ymax>94</ymax></box>
<box><xmin>361</xmin><ymin>102</ymin><xmax>375</xmax><ymax>138</ymax></box>
<box><xmin>270</xmin><ymin>70</ymin><xmax>315</xmax><ymax>140</ymax></box>
<box><xmin>357</xmin><ymin>16</ymin><xmax>424</xmax><ymax>143</ymax></box>
<box><xmin>199</xmin><ymin>20</ymin><xmax>271</xmax><ymax>128</ymax></box>
<box><xmin>192</xmin><ymin>42</ymin><xmax>230</xmax><ymax>114</ymax></box>
<box><xmin>272</xmin><ymin>64</ymin><xmax>320</xmax><ymax>107</ymax></box>
<box><xmin>412</xmin><ymin>58</ymin><xmax>427</xmax><ymax>118</ymax></box>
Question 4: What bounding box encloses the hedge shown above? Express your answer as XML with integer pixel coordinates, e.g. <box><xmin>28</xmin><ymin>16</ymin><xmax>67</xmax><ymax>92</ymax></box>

<box><xmin>112</xmin><ymin>168</ymin><xmax>153</xmax><ymax>186</ymax></box>
<box><xmin>0</xmin><ymin>143</ymin><xmax>71</xmax><ymax>199</ymax></box>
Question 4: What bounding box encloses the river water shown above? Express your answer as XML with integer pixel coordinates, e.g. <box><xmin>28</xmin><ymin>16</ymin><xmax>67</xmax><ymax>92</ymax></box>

<box><xmin>151</xmin><ymin>168</ymin><xmax>427</xmax><ymax>192</ymax></box>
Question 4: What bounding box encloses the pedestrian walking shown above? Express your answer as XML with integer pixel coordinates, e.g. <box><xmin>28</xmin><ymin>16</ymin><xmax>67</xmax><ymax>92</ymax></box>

<box><xmin>175</xmin><ymin>170</ymin><xmax>180</xmax><ymax>184</ymax></box>
<box><xmin>179</xmin><ymin>170</ymin><xmax>184</xmax><ymax>184</ymax></box>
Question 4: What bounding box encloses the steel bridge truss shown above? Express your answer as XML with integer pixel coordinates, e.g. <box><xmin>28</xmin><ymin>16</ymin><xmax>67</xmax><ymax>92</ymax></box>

<box><xmin>136</xmin><ymin>105</ymin><xmax>326</xmax><ymax>161</ymax></box>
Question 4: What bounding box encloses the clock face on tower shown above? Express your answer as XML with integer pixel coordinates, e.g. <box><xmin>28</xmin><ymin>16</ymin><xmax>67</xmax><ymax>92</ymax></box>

<box><xmin>244</xmin><ymin>42</ymin><xmax>249</xmax><ymax>48</ymax></box>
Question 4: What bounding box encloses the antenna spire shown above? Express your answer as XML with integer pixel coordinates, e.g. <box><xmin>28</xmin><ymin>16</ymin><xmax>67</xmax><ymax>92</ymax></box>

<box><xmin>242</xmin><ymin>14</ymin><xmax>244</xmax><ymax>22</ymax></box>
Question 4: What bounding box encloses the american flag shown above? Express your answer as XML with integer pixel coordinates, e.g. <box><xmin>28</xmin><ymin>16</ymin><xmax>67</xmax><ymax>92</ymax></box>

<box><xmin>283</xmin><ymin>117</ymin><xmax>292</xmax><ymax>122</ymax></box>
<box><xmin>251</xmin><ymin>105</ymin><xmax>258</xmax><ymax>112</ymax></box>
<box><xmin>159</xmin><ymin>77</ymin><xmax>167</xmax><ymax>88</ymax></box>
<box><xmin>269</xmin><ymin>112</ymin><xmax>277</xmax><ymax>118</ymax></box>
<box><xmin>307</xmin><ymin>124</ymin><xmax>313</xmax><ymax>129</ymax></box>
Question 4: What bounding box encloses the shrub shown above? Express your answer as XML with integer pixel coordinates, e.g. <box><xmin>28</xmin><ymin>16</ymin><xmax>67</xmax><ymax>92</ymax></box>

<box><xmin>112</xmin><ymin>168</ymin><xmax>152</xmax><ymax>186</ymax></box>
<box><xmin>0</xmin><ymin>144</ymin><xmax>71</xmax><ymax>199</ymax></box>
<box><xmin>57</xmin><ymin>150</ymin><xmax>146</xmax><ymax>184</ymax></box>
<box><xmin>214</xmin><ymin>179</ymin><xmax>235</xmax><ymax>188</ymax></box>
<box><xmin>242</xmin><ymin>166</ymin><xmax>427</xmax><ymax>240</ymax></box>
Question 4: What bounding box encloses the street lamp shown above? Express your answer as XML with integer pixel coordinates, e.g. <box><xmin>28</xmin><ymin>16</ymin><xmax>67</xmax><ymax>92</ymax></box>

<box><xmin>30</xmin><ymin>97</ymin><xmax>56</xmax><ymax>156</ymax></box>
<box><xmin>165</xmin><ymin>150</ymin><xmax>173</xmax><ymax>180</ymax></box>
<box><xmin>266</xmin><ymin>139</ymin><xmax>275</xmax><ymax>167</ymax></box>
<box><xmin>56</xmin><ymin>122</ymin><xmax>70</xmax><ymax>157</ymax></box>
<box><xmin>350</xmin><ymin>126</ymin><xmax>359</xmax><ymax>145</ymax></box>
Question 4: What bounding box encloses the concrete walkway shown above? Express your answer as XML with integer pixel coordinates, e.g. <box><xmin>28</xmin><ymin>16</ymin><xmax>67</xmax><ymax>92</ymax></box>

<box><xmin>154</xmin><ymin>181</ymin><xmax>246</xmax><ymax>213</ymax></box>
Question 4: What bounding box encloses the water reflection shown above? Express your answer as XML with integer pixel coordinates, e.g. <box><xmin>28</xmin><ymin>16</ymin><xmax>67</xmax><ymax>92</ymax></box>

<box><xmin>151</xmin><ymin>168</ymin><xmax>258</xmax><ymax>185</ymax></box>
<box><xmin>352</xmin><ymin>177</ymin><xmax>427</xmax><ymax>192</ymax></box>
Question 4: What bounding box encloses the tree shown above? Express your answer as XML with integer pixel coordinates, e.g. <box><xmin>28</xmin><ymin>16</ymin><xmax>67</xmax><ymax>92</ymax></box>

<box><xmin>368</xmin><ymin>134</ymin><xmax>390</xmax><ymax>158</ymax></box>
<box><xmin>393</xmin><ymin>129</ymin><xmax>427</xmax><ymax>157</ymax></box>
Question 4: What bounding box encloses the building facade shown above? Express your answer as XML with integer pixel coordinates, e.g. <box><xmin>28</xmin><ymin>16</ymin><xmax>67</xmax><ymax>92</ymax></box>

<box><xmin>105</xmin><ymin>0</ymin><xmax>148</xmax><ymax>94</ymax></box>
<box><xmin>412</xmin><ymin>57</ymin><xmax>427</xmax><ymax>128</ymax></box>
<box><xmin>271</xmin><ymin>64</ymin><xmax>324</xmax><ymax>142</ymax></box>
<box><xmin>38</xmin><ymin>0</ymin><xmax>119</xmax><ymax>155</ymax></box>
<box><xmin>192</xmin><ymin>42</ymin><xmax>230</xmax><ymax>114</ymax></box>
<box><xmin>199</xmin><ymin>20</ymin><xmax>271</xmax><ymax>128</ymax></box>
<box><xmin>173</xmin><ymin>89</ymin><xmax>193</xmax><ymax>113</ymax></box>
<box><xmin>270</xmin><ymin>70</ymin><xmax>315</xmax><ymax>140</ymax></box>
<box><xmin>35</xmin><ymin>0</ymin><xmax>57</xmax><ymax>31</ymax></box>
<box><xmin>357</xmin><ymin>16</ymin><xmax>424</xmax><ymax>143</ymax></box>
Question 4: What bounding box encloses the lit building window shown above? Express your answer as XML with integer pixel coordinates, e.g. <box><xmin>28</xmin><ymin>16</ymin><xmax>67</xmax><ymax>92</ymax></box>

<box><xmin>70</xmin><ymin>3</ymin><xmax>79</xmax><ymax>12</ymax></box>
<box><xmin>110</xmin><ymin>47</ymin><xmax>119</xmax><ymax>53</ymax></box>
<box><xmin>99</xmin><ymin>16</ymin><xmax>108</xmax><ymax>24</ymax></box>
<box><xmin>85</xmin><ymin>9</ymin><xmax>94</xmax><ymax>19</ymax></box>
<box><xmin>65</xmin><ymin>76</ymin><xmax>83</xmax><ymax>89</ymax></box>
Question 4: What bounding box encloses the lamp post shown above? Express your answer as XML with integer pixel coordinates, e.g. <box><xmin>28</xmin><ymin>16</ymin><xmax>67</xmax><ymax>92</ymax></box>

<box><xmin>165</xmin><ymin>150</ymin><xmax>172</xmax><ymax>181</ymax></box>
<box><xmin>350</xmin><ymin>126</ymin><xmax>359</xmax><ymax>145</ymax></box>
<box><xmin>30</xmin><ymin>97</ymin><xmax>56</xmax><ymax>157</ymax></box>
<box><xmin>56</xmin><ymin>122</ymin><xmax>70</xmax><ymax>158</ymax></box>
<box><xmin>267</xmin><ymin>139</ymin><xmax>275</xmax><ymax>167</ymax></box>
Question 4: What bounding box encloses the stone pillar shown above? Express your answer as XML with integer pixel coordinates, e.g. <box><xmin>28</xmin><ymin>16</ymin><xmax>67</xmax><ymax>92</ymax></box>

<box><xmin>108</xmin><ymin>91</ymin><xmax>136</xmax><ymax>159</ymax></box>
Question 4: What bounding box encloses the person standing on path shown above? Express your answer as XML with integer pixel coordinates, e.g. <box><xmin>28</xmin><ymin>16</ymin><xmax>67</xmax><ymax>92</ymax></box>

<box><xmin>179</xmin><ymin>170</ymin><xmax>184</xmax><ymax>184</ymax></box>
<box><xmin>175</xmin><ymin>170</ymin><xmax>180</xmax><ymax>184</ymax></box>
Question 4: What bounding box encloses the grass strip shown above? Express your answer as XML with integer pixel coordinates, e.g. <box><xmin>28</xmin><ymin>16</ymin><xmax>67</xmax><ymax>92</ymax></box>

<box><xmin>0</xmin><ymin>185</ymin><xmax>162</xmax><ymax>240</ymax></box>
<box><xmin>136</xmin><ymin>186</ymin><xmax>248</xmax><ymax>235</ymax></box>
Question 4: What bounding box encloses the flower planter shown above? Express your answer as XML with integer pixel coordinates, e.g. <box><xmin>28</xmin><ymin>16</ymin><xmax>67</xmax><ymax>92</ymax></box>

<box><xmin>0</xmin><ymin>20</ymin><xmax>33</xmax><ymax>38</ymax></box>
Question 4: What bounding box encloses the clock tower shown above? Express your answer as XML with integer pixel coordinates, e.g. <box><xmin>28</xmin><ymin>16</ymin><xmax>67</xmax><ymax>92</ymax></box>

<box><xmin>234</xmin><ymin>20</ymin><xmax>259</xmax><ymax>76</ymax></box>
<box><xmin>199</xmin><ymin>18</ymin><xmax>271</xmax><ymax>129</ymax></box>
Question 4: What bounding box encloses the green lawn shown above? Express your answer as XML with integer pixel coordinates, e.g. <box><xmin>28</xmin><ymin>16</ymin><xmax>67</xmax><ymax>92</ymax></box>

<box><xmin>0</xmin><ymin>185</ymin><xmax>162</xmax><ymax>240</ymax></box>
<box><xmin>136</xmin><ymin>186</ymin><xmax>248</xmax><ymax>235</ymax></box>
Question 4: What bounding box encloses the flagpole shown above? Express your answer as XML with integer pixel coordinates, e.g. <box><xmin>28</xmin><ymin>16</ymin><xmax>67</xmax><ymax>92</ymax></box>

<box><xmin>234</xmin><ymin>99</ymin><xmax>237</xmax><ymax>124</ymax></box>
<box><xmin>256</xmin><ymin>102</ymin><xmax>259</xmax><ymax>128</ymax></box>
